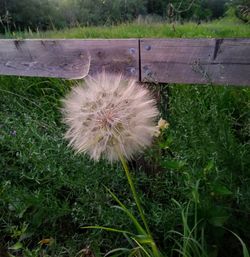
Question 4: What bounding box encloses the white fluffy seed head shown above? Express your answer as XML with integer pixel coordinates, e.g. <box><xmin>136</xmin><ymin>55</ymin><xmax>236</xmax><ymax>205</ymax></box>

<box><xmin>62</xmin><ymin>72</ymin><xmax>159</xmax><ymax>162</ymax></box>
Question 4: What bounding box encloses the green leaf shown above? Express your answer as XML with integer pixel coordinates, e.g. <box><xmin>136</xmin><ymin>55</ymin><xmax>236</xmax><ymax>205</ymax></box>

<box><xmin>209</xmin><ymin>216</ymin><xmax>228</xmax><ymax>227</ymax></box>
<box><xmin>208</xmin><ymin>207</ymin><xmax>229</xmax><ymax>227</ymax></box>
<box><xmin>159</xmin><ymin>136</ymin><xmax>173</xmax><ymax>149</ymax></box>
<box><xmin>9</xmin><ymin>242</ymin><xmax>23</xmax><ymax>251</ymax></box>
<box><xmin>104</xmin><ymin>247</ymin><xmax>131</xmax><ymax>257</ymax></box>
<box><xmin>211</xmin><ymin>184</ymin><xmax>232</xmax><ymax>196</ymax></box>
<box><xmin>105</xmin><ymin>187</ymin><xmax>146</xmax><ymax>235</ymax></box>
<box><xmin>161</xmin><ymin>160</ymin><xmax>185</xmax><ymax>170</ymax></box>
<box><xmin>131</xmin><ymin>238</ymin><xmax>152</xmax><ymax>257</ymax></box>
<box><xmin>228</xmin><ymin>230</ymin><xmax>250</xmax><ymax>257</ymax></box>
<box><xmin>204</xmin><ymin>160</ymin><xmax>214</xmax><ymax>173</ymax></box>
<box><xmin>133</xmin><ymin>234</ymin><xmax>153</xmax><ymax>244</ymax></box>
<box><xmin>82</xmin><ymin>225</ymin><xmax>134</xmax><ymax>236</ymax></box>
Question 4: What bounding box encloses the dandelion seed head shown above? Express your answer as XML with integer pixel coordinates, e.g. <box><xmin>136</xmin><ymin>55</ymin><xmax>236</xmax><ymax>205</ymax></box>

<box><xmin>62</xmin><ymin>72</ymin><xmax>159</xmax><ymax>162</ymax></box>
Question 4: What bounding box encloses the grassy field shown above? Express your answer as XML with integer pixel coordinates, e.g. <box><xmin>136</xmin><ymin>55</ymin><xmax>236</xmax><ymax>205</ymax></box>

<box><xmin>1</xmin><ymin>18</ymin><xmax>250</xmax><ymax>39</ymax></box>
<box><xmin>0</xmin><ymin>19</ymin><xmax>250</xmax><ymax>257</ymax></box>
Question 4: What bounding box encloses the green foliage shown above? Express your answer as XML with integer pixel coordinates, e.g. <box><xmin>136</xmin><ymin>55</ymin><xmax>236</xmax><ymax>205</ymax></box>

<box><xmin>228</xmin><ymin>0</ymin><xmax>250</xmax><ymax>22</ymax></box>
<box><xmin>169</xmin><ymin>198</ymin><xmax>209</xmax><ymax>257</ymax></box>
<box><xmin>76</xmin><ymin>0</ymin><xmax>147</xmax><ymax>25</ymax></box>
<box><xmin>2</xmin><ymin>17</ymin><xmax>249</xmax><ymax>40</ymax></box>
<box><xmin>0</xmin><ymin>0</ymin><xmax>55</xmax><ymax>32</ymax></box>
<box><xmin>83</xmin><ymin>187</ymin><xmax>162</xmax><ymax>257</ymax></box>
<box><xmin>159</xmin><ymin>84</ymin><xmax>250</xmax><ymax>256</ymax></box>
<box><xmin>0</xmin><ymin>0</ymin><xmax>240</xmax><ymax>32</ymax></box>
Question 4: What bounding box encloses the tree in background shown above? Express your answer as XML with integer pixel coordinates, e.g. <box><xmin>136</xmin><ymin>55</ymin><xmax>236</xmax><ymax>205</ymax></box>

<box><xmin>0</xmin><ymin>0</ymin><xmax>56</xmax><ymax>32</ymax></box>
<box><xmin>229</xmin><ymin>0</ymin><xmax>250</xmax><ymax>22</ymax></box>
<box><xmin>145</xmin><ymin>0</ymin><xmax>228</xmax><ymax>22</ymax></box>
<box><xmin>0</xmin><ymin>0</ymin><xmax>242</xmax><ymax>32</ymax></box>
<box><xmin>55</xmin><ymin>0</ymin><xmax>79</xmax><ymax>27</ymax></box>
<box><xmin>164</xmin><ymin>0</ymin><xmax>228</xmax><ymax>21</ymax></box>
<box><xmin>76</xmin><ymin>0</ymin><xmax>147</xmax><ymax>25</ymax></box>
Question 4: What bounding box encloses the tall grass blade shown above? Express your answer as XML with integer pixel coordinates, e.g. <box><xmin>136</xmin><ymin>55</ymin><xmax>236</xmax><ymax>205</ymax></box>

<box><xmin>81</xmin><ymin>225</ymin><xmax>134</xmax><ymax>235</ymax></box>
<box><xmin>104</xmin><ymin>247</ymin><xmax>131</xmax><ymax>257</ymax></box>
<box><xmin>105</xmin><ymin>186</ymin><xmax>146</xmax><ymax>235</ymax></box>
<box><xmin>226</xmin><ymin>229</ymin><xmax>249</xmax><ymax>257</ymax></box>
<box><xmin>131</xmin><ymin>238</ymin><xmax>152</xmax><ymax>257</ymax></box>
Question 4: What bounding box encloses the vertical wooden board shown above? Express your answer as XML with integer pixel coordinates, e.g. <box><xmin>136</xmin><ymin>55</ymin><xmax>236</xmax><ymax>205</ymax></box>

<box><xmin>0</xmin><ymin>39</ymin><xmax>139</xmax><ymax>79</ymax></box>
<box><xmin>140</xmin><ymin>38</ymin><xmax>250</xmax><ymax>86</ymax></box>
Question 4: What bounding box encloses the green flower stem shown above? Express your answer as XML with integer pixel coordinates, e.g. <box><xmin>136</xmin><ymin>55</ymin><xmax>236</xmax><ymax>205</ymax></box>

<box><xmin>118</xmin><ymin>152</ymin><xmax>150</xmax><ymax>234</ymax></box>
<box><xmin>117</xmin><ymin>151</ymin><xmax>161</xmax><ymax>257</ymax></box>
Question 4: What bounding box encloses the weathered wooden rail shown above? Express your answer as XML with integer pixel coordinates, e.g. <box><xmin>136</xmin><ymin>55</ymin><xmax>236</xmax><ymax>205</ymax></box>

<box><xmin>0</xmin><ymin>38</ymin><xmax>249</xmax><ymax>86</ymax></box>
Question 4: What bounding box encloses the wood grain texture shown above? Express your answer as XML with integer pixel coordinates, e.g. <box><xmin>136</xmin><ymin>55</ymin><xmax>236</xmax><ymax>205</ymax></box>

<box><xmin>140</xmin><ymin>38</ymin><xmax>250</xmax><ymax>86</ymax></box>
<box><xmin>0</xmin><ymin>38</ymin><xmax>249</xmax><ymax>86</ymax></box>
<box><xmin>0</xmin><ymin>39</ymin><xmax>139</xmax><ymax>79</ymax></box>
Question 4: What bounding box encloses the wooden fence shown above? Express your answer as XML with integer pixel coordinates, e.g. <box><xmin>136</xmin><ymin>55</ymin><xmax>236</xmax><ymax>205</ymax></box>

<box><xmin>0</xmin><ymin>38</ymin><xmax>249</xmax><ymax>86</ymax></box>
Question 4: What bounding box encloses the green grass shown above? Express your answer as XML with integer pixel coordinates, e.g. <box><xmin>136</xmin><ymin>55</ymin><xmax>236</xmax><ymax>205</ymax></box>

<box><xmin>1</xmin><ymin>19</ymin><xmax>250</xmax><ymax>39</ymax></box>
<box><xmin>0</xmin><ymin>19</ymin><xmax>250</xmax><ymax>257</ymax></box>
